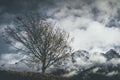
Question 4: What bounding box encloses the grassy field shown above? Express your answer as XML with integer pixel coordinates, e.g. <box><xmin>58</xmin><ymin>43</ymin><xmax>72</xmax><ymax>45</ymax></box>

<box><xmin>0</xmin><ymin>70</ymin><xmax>66</xmax><ymax>80</ymax></box>
<box><xmin>0</xmin><ymin>69</ymin><xmax>120</xmax><ymax>80</ymax></box>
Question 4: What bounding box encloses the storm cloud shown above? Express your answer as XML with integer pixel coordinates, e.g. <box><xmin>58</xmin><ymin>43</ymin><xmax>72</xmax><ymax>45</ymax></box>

<box><xmin>0</xmin><ymin>0</ymin><xmax>55</xmax><ymax>55</ymax></box>
<box><xmin>47</xmin><ymin>0</ymin><xmax>120</xmax><ymax>52</ymax></box>
<box><xmin>0</xmin><ymin>0</ymin><xmax>120</xmax><ymax>64</ymax></box>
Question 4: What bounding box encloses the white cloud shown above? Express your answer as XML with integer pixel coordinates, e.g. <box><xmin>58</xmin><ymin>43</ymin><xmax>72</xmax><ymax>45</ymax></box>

<box><xmin>89</xmin><ymin>52</ymin><xmax>107</xmax><ymax>63</ymax></box>
<box><xmin>107</xmin><ymin>71</ymin><xmax>118</xmax><ymax>76</ymax></box>
<box><xmin>47</xmin><ymin>0</ymin><xmax>120</xmax><ymax>52</ymax></box>
<box><xmin>108</xmin><ymin>58</ymin><xmax>120</xmax><ymax>65</ymax></box>
<box><xmin>0</xmin><ymin>53</ymin><xmax>24</xmax><ymax>64</ymax></box>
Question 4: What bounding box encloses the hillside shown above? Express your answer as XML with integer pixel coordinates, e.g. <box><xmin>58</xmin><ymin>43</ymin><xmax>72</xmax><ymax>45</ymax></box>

<box><xmin>0</xmin><ymin>66</ymin><xmax>120</xmax><ymax>80</ymax></box>
<box><xmin>0</xmin><ymin>70</ymin><xmax>66</xmax><ymax>80</ymax></box>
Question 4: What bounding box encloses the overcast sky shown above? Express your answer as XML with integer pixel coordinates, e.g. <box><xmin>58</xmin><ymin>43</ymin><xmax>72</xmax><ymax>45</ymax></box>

<box><xmin>0</xmin><ymin>0</ymin><xmax>120</xmax><ymax>64</ymax></box>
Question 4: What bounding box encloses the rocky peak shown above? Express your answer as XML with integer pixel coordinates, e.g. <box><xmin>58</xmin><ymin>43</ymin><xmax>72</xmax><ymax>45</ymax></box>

<box><xmin>71</xmin><ymin>50</ymin><xmax>89</xmax><ymax>63</ymax></box>
<box><xmin>103</xmin><ymin>49</ymin><xmax>120</xmax><ymax>60</ymax></box>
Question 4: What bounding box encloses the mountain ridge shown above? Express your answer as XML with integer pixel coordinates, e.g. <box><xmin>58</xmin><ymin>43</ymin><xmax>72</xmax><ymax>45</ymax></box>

<box><xmin>0</xmin><ymin>49</ymin><xmax>120</xmax><ymax>73</ymax></box>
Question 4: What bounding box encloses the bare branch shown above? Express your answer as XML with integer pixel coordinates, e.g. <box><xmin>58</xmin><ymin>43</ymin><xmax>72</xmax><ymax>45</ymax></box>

<box><xmin>5</xmin><ymin>14</ymin><xmax>72</xmax><ymax>73</ymax></box>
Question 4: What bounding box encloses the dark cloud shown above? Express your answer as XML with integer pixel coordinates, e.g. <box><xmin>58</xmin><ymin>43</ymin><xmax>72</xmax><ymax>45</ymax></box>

<box><xmin>0</xmin><ymin>0</ymin><xmax>120</xmax><ymax>56</ymax></box>
<box><xmin>0</xmin><ymin>0</ymin><xmax>38</xmax><ymax>15</ymax></box>
<box><xmin>0</xmin><ymin>0</ymin><xmax>56</xmax><ymax>55</ymax></box>
<box><xmin>0</xmin><ymin>0</ymin><xmax>55</xmax><ymax>24</ymax></box>
<box><xmin>106</xmin><ymin>8</ymin><xmax>120</xmax><ymax>28</ymax></box>
<box><xmin>0</xmin><ymin>34</ymin><xmax>12</xmax><ymax>54</ymax></box>
<box><xmin>91</xmin><ymin>7</ymin><xmax>100</xmax><ymax>21</ymax></box>
<box><xmin>114</xmin><ymin>8</ymin><xmax>120</xmax><ymax>23</ymax></box>
<box><xmin>107</xmin><ymin>18</ymin><xmax>120</xmax><ymax>28</ymax></box>
<box><xmin>0</xmin><ymin>0</ymin><xmax>90</xmax><ymax>24</ymax></box>
<box><xmin>0</xmin><ymin>0</ymin><xmax>54</xmax><ymax>13</ymax></box>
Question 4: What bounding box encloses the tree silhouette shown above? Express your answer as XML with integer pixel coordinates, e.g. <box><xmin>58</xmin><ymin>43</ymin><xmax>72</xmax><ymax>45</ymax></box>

<box><xmin>5</xmin><ymin>14</ymin><xmax>72</xmax><ymax>73</ymax></box>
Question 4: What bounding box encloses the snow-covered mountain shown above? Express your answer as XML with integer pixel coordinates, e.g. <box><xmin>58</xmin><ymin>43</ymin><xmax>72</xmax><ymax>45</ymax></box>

<box><xmin>67</xmin><ymin>49</ymin><xmax>120</xmax><ymax>79</ymax></box>
<box><xmin>0</xmin><ymin>49</ymin><xmax>120</xmax><ymax>73</ymax></box>
<box><xmin>72</xmin><ymin>49</ymin><xmax>120</xmax><ymax>64</ymax></box>
<box><xmin>71</xmin><ymin>50</ymin><xmax>89</xmax><ymax>63</ymax></box>
<box><xmin>68</xmin><ymin>49</ymin><xmax>120</xmax><ymax>72</ymax></box>
<box><xmin>103</xmin><ymin>49</ymin><xmax>120</xmax><ymax>60</ymax></box>
<box><xmin>70</xmin><ymin>65</ymin><xmax>120</xmax><ymax>80</ymax></box>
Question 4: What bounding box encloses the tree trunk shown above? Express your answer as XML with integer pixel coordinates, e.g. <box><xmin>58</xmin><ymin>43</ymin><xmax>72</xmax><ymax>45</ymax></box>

<box><xmin>42</xmin><ymin>67</ymin><xmax>46</xmax><ymax>73</ymax></box>
<box><xmin>42</xmin><ymin>61</ymin><xmax>46</xmax><ymax>73</ymax></box>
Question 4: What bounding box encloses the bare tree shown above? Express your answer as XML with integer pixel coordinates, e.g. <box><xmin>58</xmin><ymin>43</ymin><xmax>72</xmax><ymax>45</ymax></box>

<box><xmin>5</xmin><ymin>14</ymin><xmax>72</xmax><ymax>73</ymax></box>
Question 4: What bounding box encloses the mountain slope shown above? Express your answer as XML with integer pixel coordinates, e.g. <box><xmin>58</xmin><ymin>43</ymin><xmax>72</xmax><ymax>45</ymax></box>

<box><xmin>68</xmin><ymin>65</ymin><xmax>120</xmax><ymax>80</ymax></box>
<box><xmin>103</xmin><ymin>49</ymin><xmax>120</xmax><ymax>60</ymax></box>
